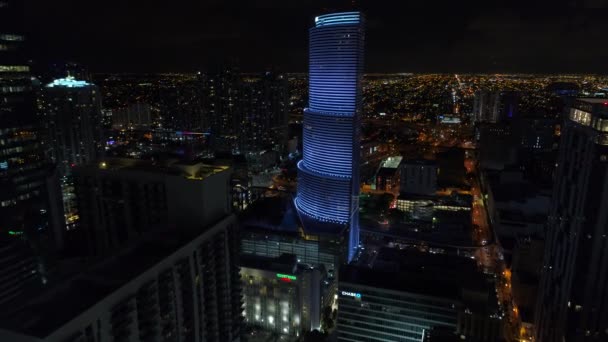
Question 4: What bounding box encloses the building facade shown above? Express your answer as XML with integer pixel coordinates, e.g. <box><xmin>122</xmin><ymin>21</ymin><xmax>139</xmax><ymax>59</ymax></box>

<box><xmin>239</xmin><ymin>193</ymin><xmax>342</xmax><ymax>322</ymax></box>
<box><xmin>295</xmin><ymin>12</ymin><xmax>365</xmax><ymax>262</ymax></box>
<box><xmin>240</xmin><ymin>72</ymin><xmax>289</xmax><ymax>153</ymax></box>
<box><xmin>39</xmin><ymin>76</ymin><xmax>104</xmax><ymax>228</ymax></box>
<box><xmin>109</xmin><ymin>102</ymin><xmax>152</xmax><ymax>129</ymax></box>
<box><xmin>73</xmin><ymin>158</ymin><xmax>231</xmax><ymax>255</ymax></box>
<box><xmin>241</xmin><ymin>230</ymin><xmax>339</xmax><ymax>275</ymax></box>
<box><xmin>39</xmin><ymin>76</ymin><xmax>103</xmax><ymax>176</ymax></box>
<box><xmin>536</xmin><ymin>99</ymin><xmax>608</xmax><ymax>341</ymax></box>
<box><xmin>0</xmin><ymin>0</ymin><xmax>64</xmax><ymax>304</ymax></box>
<box><xmin>473</xmin><ymin>90</ymin><xmax>519</xmax><ymax>124</ymax></box>
<box><xmin>400</xmin><ymin>159</ymin><xmax>437</xmax><ymax>196</ymax></box>
<box><xmin>241</xmin><ymin>253</ymin><xmax>321</xmax><ymax>338</ymax></box>
<box><xmin>200</xmin><ymin>65</ymin><xmax>242</xmax><ymax>152</ymax></box>
<box><xmin>375</xmin><ymin>156</ymin><xmax>402</xmax><ymax>192</ymax></box>
<box><xmin>0</xmin><ymin>214</ymin><xmax>242</xmax><ymax>342</ymax></box>
<box><xmin>337</xmin><ymin>250</ymin><xmax>502</xmax><ymax>342</ymax></box>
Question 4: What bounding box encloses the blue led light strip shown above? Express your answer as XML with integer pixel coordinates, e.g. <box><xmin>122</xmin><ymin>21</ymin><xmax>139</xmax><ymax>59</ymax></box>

<box><xmin>315</xmin><ymin>12</ymin><xmax>361</xmax><ymax>27</ymax></box>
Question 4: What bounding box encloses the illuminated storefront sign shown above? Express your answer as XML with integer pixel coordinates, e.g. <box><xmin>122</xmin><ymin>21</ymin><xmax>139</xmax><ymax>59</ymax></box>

<box><xmin>341</xmin><ymin>291</ymin><xmax>361</xmax><ymax>298</ymax></box>
<box><xmin>276</xmin><ymin>273</ymin><xmax>297</xmax><ymax>281</ymax></box>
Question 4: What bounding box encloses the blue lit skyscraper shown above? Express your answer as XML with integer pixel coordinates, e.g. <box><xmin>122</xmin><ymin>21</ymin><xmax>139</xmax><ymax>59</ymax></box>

<box><xmin>295</xmin><ymin>12</ymin><xmax>364</xmax><ymax>262</ymax></box>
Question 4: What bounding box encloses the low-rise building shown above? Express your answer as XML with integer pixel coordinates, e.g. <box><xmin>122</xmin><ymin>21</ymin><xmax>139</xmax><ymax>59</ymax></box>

<box><xmin>375</xmin><ymin>156</ymin><xmax>403</xmax><ymax>192</ymax></box>
<box><xmin>396</xmin><ymin>192</ymin><xmax>472</xmax><ymax>222</ymax></box>
<box><xmin>337</xmin><ymin>249</ymin><xmax>502</xmax><ymax>342</ymax></box>
<box><xmin>241</xmin><ymin>253</ymin><xmax>321</xmax><ymax>338</ymax></box>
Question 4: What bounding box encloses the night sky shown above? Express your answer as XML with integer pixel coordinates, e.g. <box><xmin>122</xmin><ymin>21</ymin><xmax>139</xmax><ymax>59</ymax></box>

<box><xmin>23</xmin><ymin>0</ymin><xmax>608</xmax><ymax>73</ymax></box>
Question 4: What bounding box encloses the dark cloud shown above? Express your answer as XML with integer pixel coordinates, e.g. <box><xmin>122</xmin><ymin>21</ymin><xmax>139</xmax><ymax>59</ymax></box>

<box><xmin>21</xmin><ymin>0</ymin><xmax>608</xmax><ymax>73</ymax></box>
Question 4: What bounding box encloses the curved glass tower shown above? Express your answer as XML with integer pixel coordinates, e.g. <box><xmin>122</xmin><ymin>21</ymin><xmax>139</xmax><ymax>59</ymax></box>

<box><xmin>295</xmin><ymin>12</ymin><xmax>364</xmax><ymax>262</ymax></box>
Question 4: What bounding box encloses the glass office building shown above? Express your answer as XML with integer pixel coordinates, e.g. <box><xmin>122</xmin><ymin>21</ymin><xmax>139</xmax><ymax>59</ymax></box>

<box><xmin>295</xmin><ymin>12</ymin><xmax>365</xmax><ymax>262</ymax></box>
<box><xmin>337</xmin><ymin>250</ymin><xmax>502</xmax><ymax>342</ymax></box>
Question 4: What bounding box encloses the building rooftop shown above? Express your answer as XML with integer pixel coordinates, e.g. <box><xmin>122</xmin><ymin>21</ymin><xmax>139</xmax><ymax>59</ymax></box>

<box><xmin>403</xmin><ymin>158</ymin><xmax>436</xmax><ymax>166</ymax></box>
<box><xmin>398</xmin><ymin>193</ymin><xmax>437</xmax><ymax>201</ymax></box>
<box><xmin>240</xmin><ymin>253</ymin><xmax>298</xmax><ymax>274</ymax></box>
<box><xmin>437</xmin><ymin>193</ymin><xmax>473</xmax><ymax>207</ymax></box>
<box><xmin>577</xmin><ymin>98</ymin><xmax>608</xmax><ymax>104</ymax></box>
<box><xmin>380</xmin><ymin>156</ymin><xmax>403</xmax><ymax>169</ymax></box>
<box><xmin>239</xmin><ymin>192</ymin><xmax>347</xmax><ymax>236</ymax></box>
<box><xmin>362</xmin><ymin>210</ymin><xmax>475</xmax><ymax>248</ymax></box>
<box><xmin>89</xmin><ymin>158</ymin><xmax>230</xmax><ymax>181</ymax></box>
<box><xmin>239</xmin><ymin>192</ymin><xmax>300</xmax><ymax>233</ymax></box>
<box><xmin>377</xmin><ymin>166</ymin><xmax>400</xmax><ymax>178</ymax></box>
<box><xmin>341</xmin><ymin>249</ymin><xmax>498</xmax><ymax>312</ymax></box>
<box><xmin>46</xmin><ymin>76</ymin><xmax>92</xmax><ymax>88</ymax></box>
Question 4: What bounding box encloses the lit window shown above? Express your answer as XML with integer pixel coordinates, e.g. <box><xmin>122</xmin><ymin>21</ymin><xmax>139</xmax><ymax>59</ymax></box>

<box><xmin>0</xmin><ymin>65</ymin><xmax>29</xmax><ymax>72</ymax></box>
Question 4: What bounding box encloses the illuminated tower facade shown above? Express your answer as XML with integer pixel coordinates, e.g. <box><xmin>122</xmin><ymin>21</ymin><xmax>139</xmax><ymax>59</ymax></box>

<box><xmin>295</xmin><ymin>12</ymin><xmax>365</xmax><ymax>262</ymax></box>
<box><xmin>39</xmin><ymin>76</ymin><xmax>103</xmax><ymax>229</ymax></box>
<box><xmin>40</xmin><ymin>76</ymin><xmax>103</xmax><ymax>177</ymax></box>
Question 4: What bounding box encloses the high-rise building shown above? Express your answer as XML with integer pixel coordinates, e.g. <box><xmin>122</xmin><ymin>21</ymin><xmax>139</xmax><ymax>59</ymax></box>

<box><xmin>473</xmin><ymin>90</ymin><xmax>498</xmax><ymax>124</ymax></box>
<box><xmin>535</xmin><ymin>99</ymin><xmax>608</xmax><ymax>341</ymax></box>
<box><xmin>295</xmin><ymin>12</ymin><xmax>365</xmax><ymax>262</ymax></box>
<box><xmin>198</xmin><ymin>68</ymin><xmax>289</xmax><ymax>155</ymax></box>
<box><xmin>514</xmin><ymin>117</ymin><xmax>559</xmax><ymax>186</ymax></box>
<box><xmin>38</xmin><ymin>76</ymin><xmax>104</xmax><ymax>229</ymax></box>
<box><xmin>159</xmin><ymin>78</ymin><xmax>205</xmax><ymax>132</ymax></box>
<box><xmin>473</xmin><ymin>90</ymin><xmax>519</xmax><ymax>124</ymax></box>
<box><xmin>436</xmin><ymin>148</ymin><xmax>466</xmax><ymax>187</ymax></box>
<box><xmin>400</xmin><ymin>159</ymin><xmax>437</xmax><ymax>196</ymax></box>
<box><xmin>477</xmin><ymin>122</ymin><xmax>518</xmax><ymax>170</ymax></box>
<box><xmin>474</xmin><ymin>91</ymin><xmax>522</xmax><ymax>170</ymax></box>
<box><xmin>200</xmin><ymin>65</ymin><xmax>242</xmax><ymax>152</ymax></box>
<box><xmin>109</xmin><ymin>102</ymin><xmax>152</xmax><ymax>129</ymax></box>
<box><xmin>517</xmin><ymin>117</ymin><xmax>556</xmax><ymax>152</ymax></box>
<box><xmin>240</xmin><ymin>72</ymin><xmax>289</xmax><ymax>153</ymax></box>
<box><xmin>0</xmin><ymin>0</ymin><xmax>65</xmax><ymax>304</ymax></box>
<box><xmin>73</xmin><ymin>158</ymin><xmax>231</xmax><ymax>255</ymax></box>
<box><xmin>39</xmin><ymin>76</ymin><xmax>103</xmax><ymax>177</ymax></box>
<box><xmin>0</xmin><ymin>214</ymin><xmax>242</xmax><ymax>342</ymax></box>
<box><xmin>478</xmin><ymin>114</ymin><xmax>559</xmax><ymax>173</ymax></box>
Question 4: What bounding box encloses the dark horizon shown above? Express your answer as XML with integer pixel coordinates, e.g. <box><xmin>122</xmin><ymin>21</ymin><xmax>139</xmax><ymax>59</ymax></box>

<box><xmin>22</xmin><ymin>0</ymin><xmax>608</xmax><ymax>74</ymax></box>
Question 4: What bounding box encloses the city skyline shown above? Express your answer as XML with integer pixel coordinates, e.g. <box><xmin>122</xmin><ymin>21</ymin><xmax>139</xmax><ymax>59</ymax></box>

<box><xmin>5</xmin><ymin>1</ymin><xmax>608</xmax><ymax>341</ymax></box>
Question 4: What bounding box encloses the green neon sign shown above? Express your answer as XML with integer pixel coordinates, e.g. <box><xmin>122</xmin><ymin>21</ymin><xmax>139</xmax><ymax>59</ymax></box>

<box><xmin>276</xmin><ymin>273</ymin><xmax>297</xmax><ymax>280</ymax></box>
